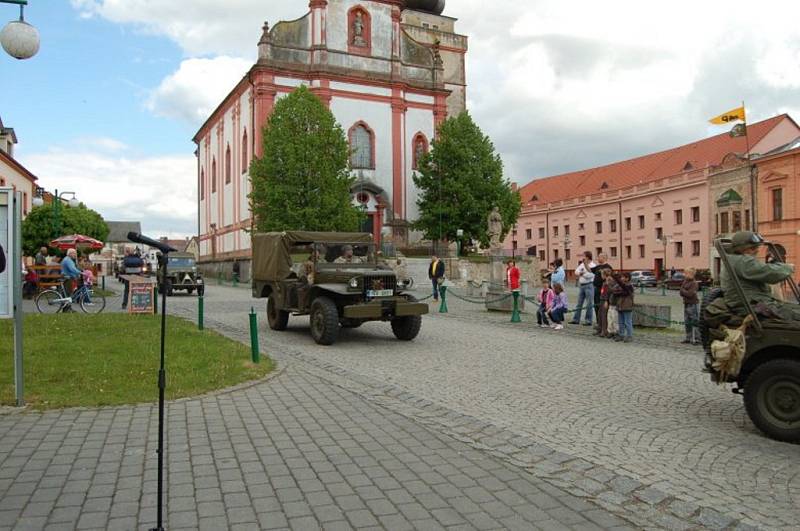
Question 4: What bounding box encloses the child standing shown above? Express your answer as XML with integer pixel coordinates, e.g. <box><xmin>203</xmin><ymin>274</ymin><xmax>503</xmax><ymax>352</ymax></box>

<box><xmin>606</xmin><ymin>273</ymin><xmax>620</xmax><ymax>340</ymax></box>
<box><xmin>595</xmin><ymin>269</ymin><xmax>613</xmax><ymax>337</ymax></box>
<box><xmin>536</xmin><ymin>280</ymin><xmax>555</xmax><ymax>327</ymax></box>
<box><xmin>680</xmin><ymin>268</ymin><xmax>700</xmax><ymax>345</ymax></box>
<box><xmin>613</xmin><ymin>272</ymin><xmax>635</xmax><ymax>342</ymax></box>
<box><xmin>81</xmin><ymin>261</ymin><xmax>95</xmax><ymax>303</ymax></box>
<box><xmin>548</xmin><ymin>283</ymin><xmax>569</xmax><ymax>330</ymax></box>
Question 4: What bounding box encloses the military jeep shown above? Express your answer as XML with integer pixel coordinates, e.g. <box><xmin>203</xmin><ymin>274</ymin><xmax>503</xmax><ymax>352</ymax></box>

<box><xmin>252</xmin><ymin>231</ymin><xmax>428</xmax><ymax>345</ymax></box>
<box><xmin>700</xmin><ymin>237</ymin><xmax>800</xmax><ymax>443</ymax></box>
<box><xmin>158</xmin><ymin>252</ymin><xmax>204</xmax><ymax>296</ymax></box>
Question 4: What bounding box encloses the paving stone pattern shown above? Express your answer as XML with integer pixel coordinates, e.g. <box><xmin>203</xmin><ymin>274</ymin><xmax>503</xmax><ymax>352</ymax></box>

<box><xmin>169</xmin><ymin>283</ymin><xmax>800</xmax><ymax>530</ymax></box>
<box><xmin>0</xmin><ymin>366</ymin><xmax>637</xmax><ymax>530</ymax></box>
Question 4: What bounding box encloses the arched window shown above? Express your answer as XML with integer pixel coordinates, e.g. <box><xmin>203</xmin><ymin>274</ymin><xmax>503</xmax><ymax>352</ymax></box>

<box><xmin>412</xmin><ymin>133</ymin><xmax>429</xmax><ymax>170</ymax></box>
<box><xmin>241</xmin><ymin>129</ymin><xmax>248</xmax><ymax>174</ymax></box>
<box><xmin>225</xmin><ymin>144</ymin><xmax>232</xmax><ymax>184</ymax></box>
<box><xmin>349</xmin><ymin>123</ymin><xmax>374</xmax><ymax>169</ymax></box>
<box><xmin>348</xmin><ymin>7</ymin><xmax>372</xmax><ymax>55</ymax></box>
<box><xmin>211</xmin><ymin>158</ymin><xmax>217</xmax><ymax>193</ymax></box>
<box><xmin>200</xmin><ymin>169</ymin><xmax>205</xmax><ymax>200</ymax></box>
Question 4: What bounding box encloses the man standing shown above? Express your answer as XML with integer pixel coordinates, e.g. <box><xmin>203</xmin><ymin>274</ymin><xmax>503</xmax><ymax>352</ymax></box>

<box><xmin>429</xmin><ymin>254</ymin><xmax>445</xmax><ymax>301</ymax></box>
<box><xmin>571</xmin><ymin>251</ymin><xmax>597</xmax><ymax>326</ymax></box>
<box><xmin>60</xmin><ymin>248</ymin><xmax>82</xmax><ymax>297</ymax></box>
<box><xmin>680</xmin><ymin>268</ymin><xmax>700</xmax><ymax>345</ymax></box>
<box><xmin>592</xmin><ymin>254</ymin><xmax>613</xmax><ymax>333</ymax></box>
<box><xmin>34</xmin><ymin>246</ymin><xmax>48</xmax><ymax>266</ymax></box>
<box><xmin>121</xmin><ymin>246</ymin><xmax>144</xmax><ymax>310</ymax></box>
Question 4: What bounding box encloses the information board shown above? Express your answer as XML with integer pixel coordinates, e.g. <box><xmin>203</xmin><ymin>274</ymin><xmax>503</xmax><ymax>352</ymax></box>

<box><xmin>129</xmin><ymin>283</ymin><xmax>155</xmax><ymax>314</ymax></box>
<box><xmin>0</xmin><ymin>188</ymin><xmax>13</xmax><ymax>319</ymax></box>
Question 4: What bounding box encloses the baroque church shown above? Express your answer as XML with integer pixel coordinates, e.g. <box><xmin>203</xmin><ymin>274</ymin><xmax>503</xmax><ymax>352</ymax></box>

<box><xmin>194</xmin><ymin>0</ymin><xmax>467</xmax><ymax>266</ymax></box>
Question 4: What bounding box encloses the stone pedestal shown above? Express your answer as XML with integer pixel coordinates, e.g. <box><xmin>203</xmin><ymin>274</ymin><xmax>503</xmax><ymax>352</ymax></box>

<box><xmin>485</xmin><ymin>288</ymin><xmax>525</xmax><ymax>312</ymax></box>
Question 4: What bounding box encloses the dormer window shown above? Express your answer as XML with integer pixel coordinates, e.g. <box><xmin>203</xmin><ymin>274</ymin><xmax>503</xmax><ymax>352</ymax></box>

<box><xmin>600</xmin><ymin>181</ymin><xmax>609</xmax><ymax>189</ymax></box>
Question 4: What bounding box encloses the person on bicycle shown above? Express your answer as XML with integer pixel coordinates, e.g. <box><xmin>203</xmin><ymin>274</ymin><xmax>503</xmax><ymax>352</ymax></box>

<box><xmin>60</xmin><ymin>248</ymin><xmax>82</xmax><ymax>297</ymax></box>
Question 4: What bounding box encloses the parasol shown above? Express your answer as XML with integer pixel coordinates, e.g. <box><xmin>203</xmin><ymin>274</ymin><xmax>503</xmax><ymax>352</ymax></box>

<box><xmin>49</xmin><ymin>234</ymin><xmax>104</xmax><ymax>251</ymax></box>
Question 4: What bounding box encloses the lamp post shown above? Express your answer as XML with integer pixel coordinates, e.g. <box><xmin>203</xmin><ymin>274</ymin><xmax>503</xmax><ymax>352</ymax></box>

<box><xmin>657</xmin><ymin>235</ymin><xmax>672</xmax><ymax>278</ymax></box>
<box><xmin>456</xmin><ymin>228</ymin><xmax>463</xmax><ymax>257</ymax></box>
<box><xmin>32</xmin><ymin>188</ymin><xmax>79</xmax><ymax>236</ymax></box>
<box><xmin>0</xmin><ymin>0</ymin><xmax>39</xmax><ymax>60</ymax></box>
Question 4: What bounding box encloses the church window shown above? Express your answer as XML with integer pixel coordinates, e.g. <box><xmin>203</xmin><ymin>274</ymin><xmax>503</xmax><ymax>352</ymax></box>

<box><xmin>225</xmin><ymin>145</ymin><xmax>232</xmax><ymax>184</ymax></box>
<box><xmin>349</xmin><ymin>123</ymin><xmax>374</xmax><ymax>169</ymax></box>
<box><xmin>412</xmin><ymin>133</ymin><xmax>429</xmax><ymax>170</ymax></box>
<box><xmin>211</xmin><ymin>158</ymin><xmax>217</xmax><ymax>193</ymax></box>
<box><xmin>348</xmin><ymin>7</ymin><xmax>372</xmax><ymax>54</ymax></box>
<box><xmin>200</xmin><ymin>169</ymin><xmax>205</xmax><ymax>200</ymax></box>
<box><xmin>241</xmin><ymin>129</ymin><xmax>248</xmax><ymax>174</ymax></box>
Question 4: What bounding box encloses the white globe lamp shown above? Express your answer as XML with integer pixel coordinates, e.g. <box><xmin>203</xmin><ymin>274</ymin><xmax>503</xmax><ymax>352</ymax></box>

<box><xmin>0</xmin><ymin>2</ymin><xmax>39</xmax><ymax>60</ymax></box>
<box><xmin>68</xmin><ymin>197</ymin><xmax>80</xmax><ymax>208</ymax></box>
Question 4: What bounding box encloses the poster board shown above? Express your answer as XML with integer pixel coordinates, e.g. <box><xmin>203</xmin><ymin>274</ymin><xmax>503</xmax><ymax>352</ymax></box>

<box><xmin>0</xmin><ymin>188</ymin><xmax>13</xmax><ymax>320</ymax></box>
<box><xmin>122</xmin><ymin>275</ymin><xmax>156</xmax><ymax>314</ymax></box>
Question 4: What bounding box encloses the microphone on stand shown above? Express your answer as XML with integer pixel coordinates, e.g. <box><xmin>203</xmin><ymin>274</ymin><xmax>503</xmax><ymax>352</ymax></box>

<box><xmin>127</xmin><ymin>232</ymin><xmax>177</xmax><ymax>254</ymax></box>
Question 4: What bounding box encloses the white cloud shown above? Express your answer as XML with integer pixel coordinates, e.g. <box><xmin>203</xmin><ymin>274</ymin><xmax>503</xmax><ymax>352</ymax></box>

<box><xmin>21</xmin><ymin>143</ymin><xmax>197</xmax><ymax>238</ymax></box>
<box><xmin>72</xmin><ymin>0</ymin><xmax>800</xmax><ymax>183</ymax></box>
<box><xmin>146</xmin><ymin>57</ymin><xmax>251</xmax><ymax>124</ymax></box>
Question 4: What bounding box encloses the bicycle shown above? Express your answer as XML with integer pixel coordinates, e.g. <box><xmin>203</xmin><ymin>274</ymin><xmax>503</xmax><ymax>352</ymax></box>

<box><xmin>35</xmin><ymin>279</ymin><xmax>106</xmax><ymax>314</ymax></box>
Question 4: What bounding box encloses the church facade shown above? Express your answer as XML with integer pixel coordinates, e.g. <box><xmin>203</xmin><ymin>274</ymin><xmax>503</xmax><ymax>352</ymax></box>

<box><xmin>194</xmin><ymin>0</ymin><xmax>467</xmax><ymax>268</ymax></box>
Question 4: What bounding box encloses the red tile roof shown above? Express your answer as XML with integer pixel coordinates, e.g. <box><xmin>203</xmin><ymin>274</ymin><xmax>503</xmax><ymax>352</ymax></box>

<box><xmin>520</xmin><ymin>114</ymin><xmax>791</xmax><ymax>206</ymax></box>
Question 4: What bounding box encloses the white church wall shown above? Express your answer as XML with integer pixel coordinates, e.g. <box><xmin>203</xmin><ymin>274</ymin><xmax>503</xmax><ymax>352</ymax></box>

<box><xmin>404</xmin><ymin>106</ymin><xmax>435</xmax><ymax>222</ymax></box>
<box><xmin>330</xmin><ymin>81</ymin><xmax>391</xmax><ymax>97</ymax></box>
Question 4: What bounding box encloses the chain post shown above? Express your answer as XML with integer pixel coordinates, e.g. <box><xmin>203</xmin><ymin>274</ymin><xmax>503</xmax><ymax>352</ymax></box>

<box><xmin>198</xmin><ymin>295</ymin><xmax>204</xmax><ymax>330</ymax></box>
<box><xmin>511</xmin><ymin>291</ymin><xmax>521</xmax><ymax>323</ymax></box>
<box><xmin>439</xmin><ymin>285</ymin><xmax>449</xmax><ymax>313</ymax></box>
<box><xmin>249</xmin><ymin>307</ymin><xmax>260</xmax><ymax>363</ymax></box>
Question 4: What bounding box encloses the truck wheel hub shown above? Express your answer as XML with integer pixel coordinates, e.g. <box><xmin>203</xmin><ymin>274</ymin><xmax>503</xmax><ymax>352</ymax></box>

<box><xmin>765</xmin><ymin>380</ymin><xmax>800</xmax><ymax>422</ymax></box>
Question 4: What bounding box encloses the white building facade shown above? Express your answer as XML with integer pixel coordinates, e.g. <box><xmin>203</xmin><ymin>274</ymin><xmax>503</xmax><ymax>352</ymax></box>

<box><xmin>0</xmin><ymin>117</ymin><xmax>36</xmax><ymax>218</ymax></box>
<box><xmin>194</xmin><ymin>0</ymin><xmax>467</xmax><ymax>267</ymax></box>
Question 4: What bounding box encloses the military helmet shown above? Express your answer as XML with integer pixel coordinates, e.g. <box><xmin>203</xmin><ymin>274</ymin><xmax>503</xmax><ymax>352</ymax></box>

<box><xmin>731</xmin><ymin>231</ymin><xmax>765</xmax><ymax>251</ymax></box>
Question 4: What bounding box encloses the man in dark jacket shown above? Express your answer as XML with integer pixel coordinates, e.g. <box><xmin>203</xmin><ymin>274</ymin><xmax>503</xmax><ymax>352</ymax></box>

<box><xmin>121</xmin><ymin>246</ymin><xmax>144</xmax><ymax>310</ymax></box>
<box><xmin>680</xmin><ymin>267</ymin><xmax>700</xmax><ymax>345</ymax></box>
<box><xmin>428</xmin><ymin>254</ymin><xmax>445</xmax><ymax>301</ymax></box>
<box><xmin>591</xmin><ymin>254</ymin><xmax>613</xmax><ymax>333</ymax></box>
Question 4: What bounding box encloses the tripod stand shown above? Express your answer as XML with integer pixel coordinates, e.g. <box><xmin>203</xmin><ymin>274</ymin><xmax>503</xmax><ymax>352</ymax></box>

<box><xmin>127</xmin><ymin>232</ymin><xmax>175</xmax><ymax>531</ymax></box>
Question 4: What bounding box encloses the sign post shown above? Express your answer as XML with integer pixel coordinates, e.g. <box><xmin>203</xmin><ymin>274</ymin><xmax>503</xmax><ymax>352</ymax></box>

<box><xmin>0</xmin><ymin>188</ymin><xmax>23</xmax><ymax>406</ymax></box>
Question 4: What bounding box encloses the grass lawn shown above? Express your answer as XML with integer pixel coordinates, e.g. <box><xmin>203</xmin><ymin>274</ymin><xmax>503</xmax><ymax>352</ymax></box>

<box><xmin>0</xmin><ymin>314</ymin><xmax>273</xmax><ymax>410</ymax></box>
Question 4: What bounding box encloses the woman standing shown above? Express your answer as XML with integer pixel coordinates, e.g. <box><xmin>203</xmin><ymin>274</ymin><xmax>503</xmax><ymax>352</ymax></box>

<box><xmin>613</xmin><ymin>272</ymin><xmax>635</xmax><ymax>342</ymax></box>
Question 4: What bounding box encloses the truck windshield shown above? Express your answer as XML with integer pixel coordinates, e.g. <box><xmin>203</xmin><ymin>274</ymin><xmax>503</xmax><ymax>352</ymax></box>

<box><xmin>315</xmin><ymin>243</ymin><xmax>376</xmax><ymax>267</ymax></box>
<box><xmin>168</xmin><ymin>258</ymin><xmax>195</xmax><ymax>268</ymax></box>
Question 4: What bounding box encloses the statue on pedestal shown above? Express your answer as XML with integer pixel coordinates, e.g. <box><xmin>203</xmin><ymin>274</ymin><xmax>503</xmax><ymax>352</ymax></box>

<box><xmin>352</xmin><ymin>13</ymin><xmax>367</xmax><ymax>47</ymax></box>
<box><xmin>487</xmin><ymin>206</ymin><xmax>503</xmax><ymax>250</ymax></box>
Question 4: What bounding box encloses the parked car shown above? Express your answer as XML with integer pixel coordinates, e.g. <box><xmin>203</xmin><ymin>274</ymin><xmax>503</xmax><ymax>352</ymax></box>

<box><xmin>630</xmin><ymin>270</ymin><xmax>657</xmax><ymax>287</ymax></box>
<box><xmin>666</xmin><ymin>272</ymin><xmax>686</xmax><ymax>290</ymax></box>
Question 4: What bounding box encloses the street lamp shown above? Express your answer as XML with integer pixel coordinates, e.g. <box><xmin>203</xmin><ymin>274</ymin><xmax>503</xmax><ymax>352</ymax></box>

<box><xmin>456</xmin><ymin>228</ymin><xmax>463</xmax><ymax>257</ymax></box>
<box><xmin>32</xmin><ymin>188</ymin><xmax>79</xmax><ymax>236</ymax></box>
<box><xmin>657</xmin><ymin>235</ymin><xmax>672</xmax><ymax>278</ymax></box>
<box><xmin>0</xmin><ymin>1</ymin><xmax>39</xmax><ymax>60</ymax></box>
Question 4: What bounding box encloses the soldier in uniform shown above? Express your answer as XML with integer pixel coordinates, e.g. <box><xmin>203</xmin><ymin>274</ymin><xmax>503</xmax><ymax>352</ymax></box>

<box><xmin>334</xmin><ymin>245</ymin><xmax>363</xmax><ymax>264</ymax></box>
<box><xmin>721</xmin><ymin>231</ymin><xmax>797</xmax><ymax>318</ymax></box>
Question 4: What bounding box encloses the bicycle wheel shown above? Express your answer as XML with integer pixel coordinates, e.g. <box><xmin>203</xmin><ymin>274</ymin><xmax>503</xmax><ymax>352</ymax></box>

<box><xmin>35</xmin><ymin>290</ymin><xmax>65</xmax><ymax>314</ymax></box>
<box><xmin>80</xmin><ymin>289</ymin><xmax>106</xmax><ymax>314</ymax></box>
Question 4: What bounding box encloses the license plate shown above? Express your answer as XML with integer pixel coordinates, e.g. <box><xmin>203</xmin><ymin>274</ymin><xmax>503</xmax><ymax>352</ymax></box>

<box><xmin>367</xmin><ymin>289</ymin><xmax>393</xmax><ymax>298</ymax></box>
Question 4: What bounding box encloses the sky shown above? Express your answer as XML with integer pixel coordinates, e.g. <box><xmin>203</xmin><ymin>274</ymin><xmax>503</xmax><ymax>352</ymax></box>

<box><xmin>1</xmin><ymin>0</ymin><xmax>799</xmax><ymax>238</ymax></box>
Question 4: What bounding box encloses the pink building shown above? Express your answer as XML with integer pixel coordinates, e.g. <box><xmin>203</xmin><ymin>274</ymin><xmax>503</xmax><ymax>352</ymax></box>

<box><xmin>510</xmin><ymin>114</ymin><xmax>800</xmax><ymax>278</ymax></box>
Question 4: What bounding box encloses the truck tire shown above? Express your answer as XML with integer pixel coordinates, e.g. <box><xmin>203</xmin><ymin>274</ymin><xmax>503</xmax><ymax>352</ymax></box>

<box><xmin>267</xmin><ymin>294</ymin><xmax>289</xmax><ymax>331</ymax></box>
<box><xmin>699</xmin><ymin>287</ymin><xmax>724</xmax><ymax>352</ymax></box>
<box><xmin>743</xmin><ymin>359</ymin><xmax>800</xmax><ymax>443</ymax></box>
<box><xmin>310</xmin><ymin>297</ymin><xmax>339</xmax><ymax>345</ymax></box>
<box><xmin>391</xmin><ymin>315</ymin><xmax>422</xmax><ymax>341</ymax></box>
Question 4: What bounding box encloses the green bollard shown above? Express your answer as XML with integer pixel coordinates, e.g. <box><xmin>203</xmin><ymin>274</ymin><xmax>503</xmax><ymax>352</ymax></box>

<box><xmin>640</xmin><ymin>284</ymin><xmax>645</xmax><ymax>295</ymax></box>
<box><xmin>249</xmin><ymin>307</ymin><xmax>260</xmax><ymax>363</ymax></box>
<box><xmin>198</xmin><ymin>295</ymin><xmax>204</xmax><ymax>330</ymax></box>
<box><xmin>511</xmin><ymin>291</ymin><xmax>521</xmax><ymax>323</ymax></box>
<box><xmin>662</xmin><ymin>283</ymin><xmax>667</xmax><ymax>296</ymax></box>
<box><xmin>439</xmin><ymin>285</ymin><xmax>449</xmax><ymax>313</ymax></box>
<box><xmin>102</xmin><ymin>275</ymin><xmax>106</xmax><ymax>291</ymax></box>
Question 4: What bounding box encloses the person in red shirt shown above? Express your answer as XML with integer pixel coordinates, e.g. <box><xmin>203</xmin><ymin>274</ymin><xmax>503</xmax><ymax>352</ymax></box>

<box><xmin>506</xmin><ymin>259</ymin><xmax>521</xmax><ymax>291</ymax></box>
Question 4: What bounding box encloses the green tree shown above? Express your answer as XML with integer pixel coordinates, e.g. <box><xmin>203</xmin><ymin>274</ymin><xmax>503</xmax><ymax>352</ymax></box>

<box><xmin>413</xmin><ymin>112</ymin><xmax>521</xmax><ymax>248</ymax></box>
<box><xmin>22</xmin><ymin>203</ymin><xmax>109</xmax><ymax>256</ymax></box>
<box><xmin>249</xmin><ymin>86</ymin><xmax>363</xmax><ymax>232</ymax></box>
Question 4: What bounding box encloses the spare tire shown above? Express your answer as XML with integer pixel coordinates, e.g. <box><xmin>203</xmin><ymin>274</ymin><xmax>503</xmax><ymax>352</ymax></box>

<box><xmin>700</xmin><ymin>287</ymin><xmax>724</xmax><ymax>353</ymax></box>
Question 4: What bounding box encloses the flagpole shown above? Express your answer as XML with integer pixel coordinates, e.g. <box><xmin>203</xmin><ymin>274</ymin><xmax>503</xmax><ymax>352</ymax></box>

<box><xmin>741</xmin><ymin>101</ymin><xmax>758</xmax><ymax>232</ymax></box>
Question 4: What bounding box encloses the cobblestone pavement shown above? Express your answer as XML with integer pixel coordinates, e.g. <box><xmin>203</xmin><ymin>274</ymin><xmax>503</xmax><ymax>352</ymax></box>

<box><xmin>167</xmin><ymin>282</ymin><xmax>800</xmax><ymax>530</ymax></box>
<box><xmin>0</xmin><ymin>361</ymin><xmax>637</xmax><ymax>530</ymax></box>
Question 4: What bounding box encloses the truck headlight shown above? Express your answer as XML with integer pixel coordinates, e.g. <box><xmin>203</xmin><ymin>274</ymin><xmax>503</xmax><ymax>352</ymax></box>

<box><xmin>349</xmin><ymin>278</ymin><xmax>359</xmax><ymax>289</ymax></box>
<box><xmin>197</xmin><ymin>279</ymin><xmax>203</xmax><ymax>284</ymax></box>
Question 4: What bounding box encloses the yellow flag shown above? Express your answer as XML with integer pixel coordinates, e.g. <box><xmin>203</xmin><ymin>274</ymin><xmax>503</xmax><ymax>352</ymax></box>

<box><xmin>709</xmin><ymin>106</ymin><xmax>746</xmax><ymax>125</ymax></box>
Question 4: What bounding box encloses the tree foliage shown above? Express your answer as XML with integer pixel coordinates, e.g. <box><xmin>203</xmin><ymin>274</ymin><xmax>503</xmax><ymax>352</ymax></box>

<box><xmin>249</xmin><ymin>86</ymin><xmax>363</xmax><ymax>233</ymax></box>
<box><xmin>413</xmin><ymin>112</ymin><xmax>521</xmax><ymax>248</ymax></box>
<box><xmin>22</xmin><ymin>203</ymin><xmax>109</xmax><ymax>256</ymax></box>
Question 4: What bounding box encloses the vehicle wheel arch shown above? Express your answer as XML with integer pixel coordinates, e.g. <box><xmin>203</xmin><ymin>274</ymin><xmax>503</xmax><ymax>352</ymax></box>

<box><xmin>739</xmin><ymin>345</ymin><xmax>800</xmax><ymax>386</ymax></box>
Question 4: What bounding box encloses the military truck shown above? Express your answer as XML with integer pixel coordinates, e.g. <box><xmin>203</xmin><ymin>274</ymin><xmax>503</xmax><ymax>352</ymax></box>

<box><xmin>700</xmin><ymin>237</ymin><xmax>800</xmax><ymax>443</ymax></box>
<box><xmin>158</xmin><ymin>252</ymin><xmax>204</xmax><ymax>296</ymax></box>
<box><xmin>252</xmin><ymin>231</ymin><xmax>428</xmax><ymax>345</ymax></box>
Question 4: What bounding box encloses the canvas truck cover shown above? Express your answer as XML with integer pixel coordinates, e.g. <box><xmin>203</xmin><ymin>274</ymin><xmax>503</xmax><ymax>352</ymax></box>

<box><xmin>252</xmin><ymin>231</ymin><xmax>374</xmax><ymax>281</ymax></box>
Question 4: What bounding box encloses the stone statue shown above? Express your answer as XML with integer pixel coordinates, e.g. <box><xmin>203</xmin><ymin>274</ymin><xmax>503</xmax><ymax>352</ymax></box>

<box><xmin>488</xmin><ymin>206</ymin><xmax>503</xmax><ymax>249</ymax></box>
<box><xmin>352</xmin><ymin>13</ymin><xmax>367</xmax><ymax>47</ymax></box>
